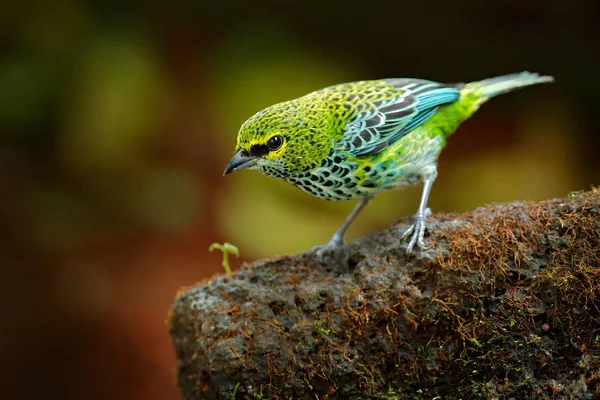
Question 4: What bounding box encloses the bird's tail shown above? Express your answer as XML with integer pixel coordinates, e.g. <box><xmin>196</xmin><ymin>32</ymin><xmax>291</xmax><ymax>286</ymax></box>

<box><xmin>466</xmin><ymin>71</ymin><xmax>554</xmax><ymax>101</ymax></box>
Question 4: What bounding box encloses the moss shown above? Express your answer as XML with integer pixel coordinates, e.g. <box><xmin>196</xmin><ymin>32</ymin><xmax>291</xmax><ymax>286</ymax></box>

<box><xmin>313</xmin><ymin>320</ymin><xmax>331</xmax><ymax>336</ymax></box>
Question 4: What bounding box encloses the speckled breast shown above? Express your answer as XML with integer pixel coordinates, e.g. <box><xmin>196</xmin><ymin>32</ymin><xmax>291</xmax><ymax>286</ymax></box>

<box><xmin>285</xmin><ymin>156</ymin><xmax>418</xmax><ymax>201</ymax></box>
<box><xmin>285</xmin><ymin>134</ymin><xmax>443</xmax><ymax>201</ymax></box>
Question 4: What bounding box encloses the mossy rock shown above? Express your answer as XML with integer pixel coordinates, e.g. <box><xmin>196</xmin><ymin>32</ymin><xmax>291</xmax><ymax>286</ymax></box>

<box><xmin>170</xmin><ymin>189</ymin><xmax>600</xmax><ymax>399</ymax></box>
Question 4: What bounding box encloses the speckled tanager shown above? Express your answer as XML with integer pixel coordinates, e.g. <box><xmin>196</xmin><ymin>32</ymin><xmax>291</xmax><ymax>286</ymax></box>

<box><xmin>224</xmin><ymin>72</ymin><xmax>554</xmax><ymax>255</ymax></box>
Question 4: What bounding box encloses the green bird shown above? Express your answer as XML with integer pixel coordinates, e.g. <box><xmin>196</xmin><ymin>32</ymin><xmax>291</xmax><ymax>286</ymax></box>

<box><xmin>224</xmin><ymin>72</ymin><xmax>553</xmax><ymax>255</ymax></box>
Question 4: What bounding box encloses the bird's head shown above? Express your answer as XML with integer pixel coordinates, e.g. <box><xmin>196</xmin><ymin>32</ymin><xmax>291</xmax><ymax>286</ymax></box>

<box><xmin>224</xmin><ymin>99</ymin><xmax>332</xmax><ymax>179</ymax></box>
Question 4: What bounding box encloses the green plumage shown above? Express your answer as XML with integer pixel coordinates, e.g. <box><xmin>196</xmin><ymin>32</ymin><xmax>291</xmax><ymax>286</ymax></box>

<box><xmin>225</xmin><ymin>71</ymin><xmax>554</xmax><ymax>253</ymax></box>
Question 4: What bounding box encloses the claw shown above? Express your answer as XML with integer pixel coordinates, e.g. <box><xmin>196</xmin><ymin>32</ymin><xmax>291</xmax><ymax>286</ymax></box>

<box><xmin>402</xmin><ymin>208</ymin><xmax>431</xmax><ymax>254</ymax></box>
<box><xmin>311</xmin><ymin>235</ymin><xmax>343</xmax><ymax>262</ymax></box>
<box><xmin>401</xmin><ymin>223</ymin><xmax>414</xmax><ymax>239</ymax></box>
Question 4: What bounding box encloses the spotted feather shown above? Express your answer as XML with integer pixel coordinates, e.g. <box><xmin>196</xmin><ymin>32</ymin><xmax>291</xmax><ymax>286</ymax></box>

<box><xmin>336</xmin><ymin>79</ymin><xmax>460</xmax><ymax>156</ymax></box>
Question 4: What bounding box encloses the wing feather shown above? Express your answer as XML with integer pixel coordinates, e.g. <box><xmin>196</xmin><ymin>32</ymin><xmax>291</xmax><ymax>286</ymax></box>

<box><xmin>335</xmin><ymin>79</ymin><xmax>460</xmax><ymax>156</ymax></box>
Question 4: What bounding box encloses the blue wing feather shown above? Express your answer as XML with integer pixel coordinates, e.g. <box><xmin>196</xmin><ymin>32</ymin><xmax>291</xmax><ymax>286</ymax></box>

<box><xmin>398</xmin><ymin>107</ymin><xmax>438</xmax><ymax>135</ymax></box>
<box><xmin>338</xmin><ymin>79</ymin><xmax>460</xmax><ymax>156</ymax></box>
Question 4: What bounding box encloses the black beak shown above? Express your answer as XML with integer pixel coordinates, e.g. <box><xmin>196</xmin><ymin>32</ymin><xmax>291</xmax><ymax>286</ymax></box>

<box><xmin>223</xmin><ymin>150</ymin><xmax>257</xmax><ymax>176</ymax></box>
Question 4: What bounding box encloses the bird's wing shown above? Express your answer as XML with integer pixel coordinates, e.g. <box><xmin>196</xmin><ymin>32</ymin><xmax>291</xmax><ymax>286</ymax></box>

<box><xmin>335</xmin><ymin>79</ymin><xmax>461</xmax><ymax>156</ymax></box>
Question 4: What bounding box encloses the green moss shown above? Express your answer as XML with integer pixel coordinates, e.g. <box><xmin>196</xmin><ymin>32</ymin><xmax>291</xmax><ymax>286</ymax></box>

<box><xmin>313</xmin><ymin>320</ymin><xmax>331</xmax><ymax>336</ymax></box>
<box><xmin>471</xmin><ymin>383</ymin><xmax>492</xmax><ymax>399</ymax></box>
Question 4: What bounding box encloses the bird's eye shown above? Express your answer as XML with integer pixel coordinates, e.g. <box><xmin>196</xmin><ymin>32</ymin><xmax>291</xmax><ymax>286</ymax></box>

<box><xmin>268</xmin><ymin>135</ymin><xmax>283</xmax><ymax>151</ymax></box>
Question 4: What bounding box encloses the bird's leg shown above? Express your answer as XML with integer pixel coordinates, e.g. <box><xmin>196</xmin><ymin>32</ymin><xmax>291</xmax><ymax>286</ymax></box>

<box><xmin>328</xmin><ymin>197</ymin><xmax>372</xmax><ymax>247</ymax></box>
<box><xmin>313</xmin><ymin>197</ymin><xmax>372</xmax><ymax>257</ymax></box>
<box><xmin>402</xmin><ymin>167</ymin><xmax>436</xmax><ymax>254</ymax></box>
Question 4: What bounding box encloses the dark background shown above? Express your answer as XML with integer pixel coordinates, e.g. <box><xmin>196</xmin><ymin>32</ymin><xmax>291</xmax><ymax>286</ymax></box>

<box><xmin>1</xmin><ymin>1</ymin><xmax>598</xmax><ymax>399</ymax></box>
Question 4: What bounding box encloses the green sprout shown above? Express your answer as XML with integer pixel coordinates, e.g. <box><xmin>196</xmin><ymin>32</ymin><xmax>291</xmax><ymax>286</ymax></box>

<box><xmin>230</xmin><ymin>382</ymin><xmax>240</xmax><ymax>399</ymax></box>
<box><xmin>209</xmin><ymin>242</ymin><xmax>239</xmax><ymax>274</ymax></box>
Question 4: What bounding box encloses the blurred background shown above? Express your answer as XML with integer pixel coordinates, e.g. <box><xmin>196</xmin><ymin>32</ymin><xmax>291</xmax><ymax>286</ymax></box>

<box><xmin>0</xmin><ymin>0</ymin><xmax>598</xmax><ymax>399</ymax></box>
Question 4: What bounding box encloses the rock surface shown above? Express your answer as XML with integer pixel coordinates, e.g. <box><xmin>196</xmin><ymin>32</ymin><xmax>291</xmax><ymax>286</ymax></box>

<box><xmin>169</xmin><ymin>189</ymin><xmax>600</xmax><ymax>399</ymax></box>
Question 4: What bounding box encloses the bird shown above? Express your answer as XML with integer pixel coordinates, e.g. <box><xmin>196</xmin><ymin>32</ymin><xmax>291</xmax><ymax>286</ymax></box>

<box><xmin>223</xmin><ymin>71</ymin><xmax>554</xmax><ymax>256</ymax></box>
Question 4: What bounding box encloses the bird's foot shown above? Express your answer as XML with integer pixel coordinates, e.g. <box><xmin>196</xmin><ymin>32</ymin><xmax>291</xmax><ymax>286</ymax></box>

<box><xmin>401</xmin><ymin>208</ymin><xmax>431</xmax><ymax>255</ymax></box>
<box><xmin>310</xmin><ymin>235</ymin><xmax>343</xmax><ymax>262</ymax></box>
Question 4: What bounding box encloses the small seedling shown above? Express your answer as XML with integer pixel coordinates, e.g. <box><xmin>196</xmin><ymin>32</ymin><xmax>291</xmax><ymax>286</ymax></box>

<box><xmin>209</xmin><ymin>242</ymin><xmax>239</xmax><ymax>275</ymax></box>
<box><xmin>230</xmin><ymin>382</ymin><xmax>240</xmax><ymax>399</ymax></box>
